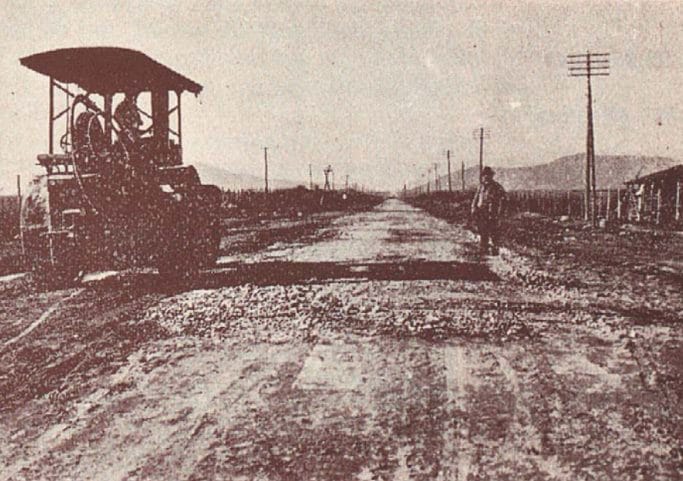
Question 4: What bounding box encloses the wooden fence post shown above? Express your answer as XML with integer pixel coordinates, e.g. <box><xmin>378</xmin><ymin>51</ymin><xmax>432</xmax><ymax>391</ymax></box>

<box><xmin>17</xmin><ymin>174</ymin><xmax>25</xmax><ymax>257</ymax></box>
<box><xmin>616</xmin><ymin>187</ymin><xmax>621</xmax><ymax>220</ymax></box>
<box><xmin>656</xmin><ymin>186</ymin><xmax>662</xmax><ymax>225</ymax></box>
<box><xmin>676</xmin><ymin>180</ymin><xmax>681</xmax><ymax>222</ymax></box>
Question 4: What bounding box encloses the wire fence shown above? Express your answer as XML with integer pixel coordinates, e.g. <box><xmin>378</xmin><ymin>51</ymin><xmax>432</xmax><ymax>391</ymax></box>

<box><xmin>406</xmin><ymin>175</ymin><xmax>625</xmax><ymax>221</ymax></box>
<box><xmin>406</xmin><ymin>186</ymin><xmax>681</xmax><ymax>227</ymax></box>
<box><xmin>506</xmin><ymin>190</ymin><xmax>606</xmax><ymax>219</ymax></box>
<box><xmin>404</xmin><ymin>172</ymin><xmax>469</xmax><ymax>198</ymax></box>
<box><xmin>506</xmin><ymin>187</ymin><xmax>682</xmax><ymax>225</ymax></box>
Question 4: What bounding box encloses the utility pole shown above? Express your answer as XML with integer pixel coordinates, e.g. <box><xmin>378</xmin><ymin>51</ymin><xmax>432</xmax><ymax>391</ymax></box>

<box><xmin>479</xmin><ymin>128</ymin><xmax>484</xmax><ymax>177</ymax></box>
<box><xmin>567</xmin><ymin>51</ymin><xmax>610</xmax><ymax>226</ymax></box>
<box><xmin>472</xmin><ymin>128</ymin><xmax>490</xmax><ymax>180</ymax></box>
<box><xmin>427</xmin><ymin>167</ymin><xmax>431</xmax><ymax>194</ymax></box>
<box><xmin>461</xmin><ymin>160</ymin><xmax>465</xmax><ymax>190</ymax></box>
<box><xmin>447</xmin><ymin>149</ymin><xmax>452</xmax><ymax>193</ymax></box>
<box><xmin>309</xmin><ymin>163</ymin><xmax>313</xmax><ymax>190</ymax></box>
<box><xmin>433</xmin><ymin>163</ymin><xmax>439</xmax><ymax>191</ymax></box>
<box><xmin>676</xmin><ymin>181</ymin><xmax>681</xmax><ymax>222</ymax></box>
<box><xmin>264</xmin><ymin>147</ymin><xmax>269</xmax><ymax>193</ymax></box>
<box><xmin>17</xmin><ymin>174</ymin><xmax>24</xmax><ymax>257</ymax></box>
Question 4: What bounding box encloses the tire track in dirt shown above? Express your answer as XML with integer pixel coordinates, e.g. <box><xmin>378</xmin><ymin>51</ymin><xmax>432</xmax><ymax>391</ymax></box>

<box><xmin>0</xmin><ymin>285</ymin><xmax>76</xmax><ymax>346</ymax></box>
<box><xmin>0</xmin><ymin>272</ymin><xmax>27</xmax><ymax>284</ymax></box>
<box><xmin>3</xmin><ymin>341</ymin><xmax>314</xmax><ymax>481</ymax></box>
<box><xmin>382</xmin><ymin>340</ymin><xmax>448</xmax><ymax>481</ymax></box>
<box><xmin>502</xmin><ymin>324</ymin><xmax>682</xmax><ymax>480</ymax></box>
<box><xmin>440</xmin><ymin>343</ymin><xmax>481</xmax><ymax>481</ymax></box>
<box><xmin>444</xmin><ymin>344</ymin><xmax>521</xmax><ymax>479</ymax></box>
<box><xmin>492</xmin><ymin>345</ymin><xmax>574</xmax><ymax>480</ymax></box>
<box><xmin>180</xmin><ymin>335</ymin><xmax>450</xmax><ymax>481</ymax></box>
<box><xmin>132</xmin><ymin>343</ymin><xmax>315</xmax><ymax>481</ymax></box>
<box><xmin>1</xmin><ymin>288</ymin><xmax>84</xmax><ymax>352</ymax></box>
<box><xmin>439</xmin><ymin>339</ymin><xmax>645</xmax><ymax>480</ymax></box>
<box><xmin>187</xmin><ymin>336</ymin><xmax>389</xmax><ymax>480</ymax></box>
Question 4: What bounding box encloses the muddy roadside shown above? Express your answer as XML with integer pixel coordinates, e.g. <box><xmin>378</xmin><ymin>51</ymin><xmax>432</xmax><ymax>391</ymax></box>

<box><xmin>406</xmin><ymin>195</ymin><xmax>683</xmax><ymax>322</ymax></box>
<box><xmin>0</xmin><ymin>210</ymin><xmax>345</xmax><ymax>277</ymax></box>
<box><xmin>0</xmin><ymin>208</ymin><xmax>350</xmax><ymax>478</ymax></box>
<box><xmin>218</xmin><ymin>211</ymin><xmax>341</xmax><ymax>257</ymax></box>
<box><xmin>0</xmin><ymin>210</ymin><xmax>347</xmax><ymax>416</ymax></box>
<box><xmin>405</xmin><ymin>196</ymin><xmax>683</xmax><ymax>468</ymax></box>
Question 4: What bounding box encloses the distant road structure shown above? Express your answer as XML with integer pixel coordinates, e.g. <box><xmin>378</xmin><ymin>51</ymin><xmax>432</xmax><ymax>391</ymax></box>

<box><xmin>323</xmin><ymin>164</ymin><xmax>334</xmax><ymax>191</ymax></box>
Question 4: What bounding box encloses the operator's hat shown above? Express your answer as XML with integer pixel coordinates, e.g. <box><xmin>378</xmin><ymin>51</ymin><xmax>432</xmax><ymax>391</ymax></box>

<box><xmin>482</xmin><ymin>166</ymin><xmax>495</xmax><ymax>177</ymax></box>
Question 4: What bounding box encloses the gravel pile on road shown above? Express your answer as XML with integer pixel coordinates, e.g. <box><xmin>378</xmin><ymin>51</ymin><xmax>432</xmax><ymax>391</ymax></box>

<box><xmin>487</xmin><ymin>248</ymin><xmax>587</xmax><ymax>305</ymax></box>
<box><xmin>489</xmin><ymin>248</ymin><xmax>559</xmax><ymax>287</ymax></box>
<box><xmin>142</xmin><ymin>281</ymin><xmax>531</xmax><ymax>343</ymax></box>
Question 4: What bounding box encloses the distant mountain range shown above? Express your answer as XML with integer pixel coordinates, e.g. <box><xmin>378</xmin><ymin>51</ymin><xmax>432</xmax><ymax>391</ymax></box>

<box><xmin>197</xmin><ymin>155</ymin><xmax>681</xmax><ymax>194</ymax></box>
<box><xmin>1</xmin><ymin>155</ymin><xmax>678</xmax><ymax>194</ymax></box>
<box><xmin>194</xmin><ymin>163</ymin><xmax>303</xmax><ymax>191</ymax></box>
<box><xmin>456</xmin><ymin>154</ymin><xmax>680</xmax><ymax>191</ymax></box>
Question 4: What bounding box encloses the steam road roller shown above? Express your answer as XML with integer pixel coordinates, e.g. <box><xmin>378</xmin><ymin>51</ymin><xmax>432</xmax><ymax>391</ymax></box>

<box><xmin>19</xmin><ymin>47</ymin><xmax>221</xmax><ymax>283</ymax></box>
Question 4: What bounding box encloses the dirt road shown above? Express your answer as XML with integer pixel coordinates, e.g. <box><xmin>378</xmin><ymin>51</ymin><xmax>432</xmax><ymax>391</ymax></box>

<box><xmin>1</xmin><ymin>199</ymin><xmax>681</xmax><ymax>480</ymax></box>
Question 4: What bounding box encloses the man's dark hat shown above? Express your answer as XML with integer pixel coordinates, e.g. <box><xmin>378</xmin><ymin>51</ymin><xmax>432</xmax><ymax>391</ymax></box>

<box><xmin>482</xmin><ymin>166</ymin><xmax>494</xmax><ymax>176</ymax></box>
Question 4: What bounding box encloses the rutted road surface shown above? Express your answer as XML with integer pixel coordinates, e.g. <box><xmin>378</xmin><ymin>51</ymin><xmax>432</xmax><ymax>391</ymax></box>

<box><xmin>1</xmin><ymin>199</ymin><xmax>681</xmax><ymax>480</ymax></box>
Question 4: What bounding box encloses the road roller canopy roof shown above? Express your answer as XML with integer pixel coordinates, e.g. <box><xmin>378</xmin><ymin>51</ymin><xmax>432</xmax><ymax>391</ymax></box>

<box><xmin>20</xmin><ymin>47</ymin><xmax>203</xmax><ymax>95</ymax></box>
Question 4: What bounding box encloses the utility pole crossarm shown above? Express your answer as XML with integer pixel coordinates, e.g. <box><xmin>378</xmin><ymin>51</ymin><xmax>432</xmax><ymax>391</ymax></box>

<box><xmin>569</xmin><ymin>73</ymin><xmax>610</xmax><ymax>77</ymax></box>
<box><xmin>567</xmin><ymin>52</ymin><xmax>610</xmax><ymax>58</ymax></box>
<box><xmin>570</xmin><ymin>73</ymin><xmax>611</xmax><ymax>77</ymax></box>
<box><xmin>567</xmin><ymin>59</ymin><xmax>610</xmax><ymax>64</ymax></box>
<box><xmin>569</xmin><ymin>66</ymin><xmax>610</xmax><ymax>71</ymax></box>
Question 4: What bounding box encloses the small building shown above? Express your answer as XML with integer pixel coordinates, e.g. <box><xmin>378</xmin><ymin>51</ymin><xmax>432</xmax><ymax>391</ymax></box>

<box><xmin>624</xmin><ymin>164</ymin><xmax>683</xmax><ymax>225</ymax></box>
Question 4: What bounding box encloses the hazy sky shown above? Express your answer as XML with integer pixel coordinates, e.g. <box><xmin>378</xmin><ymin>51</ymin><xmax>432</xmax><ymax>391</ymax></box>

<box><xmin>0</xmin><ymin>0</ymin><xmax>681</xmax><ymax>192</ymax></box>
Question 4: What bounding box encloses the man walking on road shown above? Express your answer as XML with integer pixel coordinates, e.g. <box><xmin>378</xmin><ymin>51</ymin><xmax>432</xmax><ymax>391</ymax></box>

<box><xmin>471</xmin><ymin>166</ymin><xmax>506</xmax><ymax>255</ymax></box>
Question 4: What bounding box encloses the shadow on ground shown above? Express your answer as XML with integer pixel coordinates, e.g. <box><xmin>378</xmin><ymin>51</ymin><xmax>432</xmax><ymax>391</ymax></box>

<box><xmin>84</xmin><ymin>259</ymin><xmax>499</xmax><ymax>295</ymax></box>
